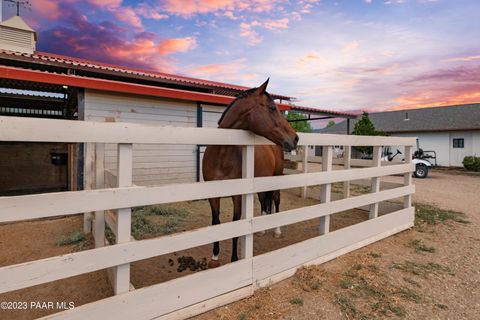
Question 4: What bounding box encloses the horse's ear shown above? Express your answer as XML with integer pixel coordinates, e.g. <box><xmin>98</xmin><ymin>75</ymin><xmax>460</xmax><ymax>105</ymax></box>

<box><xmin>255</xmin><ymin>78</ymin><xmax>269</xmax><ymax>95</ymax></box>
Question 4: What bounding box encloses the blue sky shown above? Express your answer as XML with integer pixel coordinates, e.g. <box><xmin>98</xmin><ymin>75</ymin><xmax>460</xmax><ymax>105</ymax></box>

<box><xmin>3</xmin><ymin>0</ymin><xmax>480</xmax><ymax>112</ymax></box>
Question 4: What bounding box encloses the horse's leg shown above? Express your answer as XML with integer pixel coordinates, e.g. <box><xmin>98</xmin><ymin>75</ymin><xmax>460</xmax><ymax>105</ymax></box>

<box><xmin>231</xmin><ymin>195</ymin><xmax>242</xmax><ymax>262</ymax></box>
<box><xmin>273</xmin><ymin>190</ymin><xmax>282</xmax><ymax>238</ymax></box>
<box><xmin>257</xmin><ymin>192</ymin><xmax>267</xmax><ymax>236</ymax></box>
<box><xmin>209</xmin><ymin>197</ymin><xmax>221</xmax><ymax>263</ymax></box>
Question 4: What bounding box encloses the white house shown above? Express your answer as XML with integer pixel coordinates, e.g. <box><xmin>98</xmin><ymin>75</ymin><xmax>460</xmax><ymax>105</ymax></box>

<box><xmin>321</xmin><ymin>104</ymin><xmax>480</xmax><ymax>167</ymax></box>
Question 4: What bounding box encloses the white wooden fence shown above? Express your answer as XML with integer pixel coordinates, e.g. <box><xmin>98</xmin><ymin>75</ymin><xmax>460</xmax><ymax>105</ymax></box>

<box><xmin>0</xmin><ymin>116</ymin><xmax>415</xmax><ymax>320</ymax></box>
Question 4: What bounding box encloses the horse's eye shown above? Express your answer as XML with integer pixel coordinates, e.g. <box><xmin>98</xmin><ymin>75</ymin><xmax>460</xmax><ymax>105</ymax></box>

<box><xmin>270</xmin><ymin>105</ymin><xmax>276</xmax><ymax>111</ymax></box>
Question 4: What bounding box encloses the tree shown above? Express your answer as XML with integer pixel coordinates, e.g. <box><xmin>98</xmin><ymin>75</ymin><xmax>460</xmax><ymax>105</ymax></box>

<box><xmin>326</xmin><ymin>120</ymin><xmax>336</xmax><ymax>128</ymax></box>
<box><xmin>286</xmin><ymin>111</ymin><xmax>313</xmax><ymax>133</ymax></box>
<box><xmin>352</xmin><ymin>112</ymin><xmax>384</xmax><ymax>156</ymax></box>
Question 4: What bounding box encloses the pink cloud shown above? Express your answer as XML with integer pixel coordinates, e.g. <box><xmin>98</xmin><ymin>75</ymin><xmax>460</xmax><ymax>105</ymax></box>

<box><xmin>31</xmin><ymin>0</ymin><xmax>63</xmax><ymax>20</ymax></box>
<box><xmin>409</xmin><ymin>65</ymin><xmax>480</xmax><ymax>83</ymax></box>
<box><xmin>239</xmin><ymin>18</ymin><xmax>289</xmax><ymax>45</ymax></box>
<box><xmin>444</xmin><ymin>55</ymin><xmax>480</xmax><ymax>63</ymax></box>
<box><xmin>38</xmin><ymin>6</ymin><xmax>197</xmax><ymax>73</ymax></box>
<box><xmin>184</xmin><ymin>59</ymin><xmax>248</xmax><ymax>82</ymax></box>
<box><xmin>240</xmin><ymin>21</ymin><xmax>263</xmax><ymax>45</ymax></box>
<box><xmin>390</xmin><ymin>89</ymin><xmax>480</xmax><ymax>110</ymax></box>
<box><xmin>263</xmin><ymin>18</ymin><xmax>289</xmax><ymax>30</ymax></box>
<box><xmin>389</xmin><ymin>66</ymin><xmax>480</xmax><ymax>110</ymax></box>
<box><xmin>114</xmin><ymin>7</ymin><xmax>144</xmax><ymax>30</ymax></box>
<box><xmin>160</xmin><ymin>0</ymin><xmax>281</xmax><ymax>17</ymax></box>
<box><xmin>135</xmin><ymin>4</ymin><xmax>169</xmax><ymax>20</ymax></box>
<box><xmin>342</xmin><ymin>41</ymin><xmax>360</xmax><ymax>52</ymax></box>
<box><xmin>157</xmin><ymin>37</ymin><xmax>198</xmax><ymax>55</ymax></box>
<box><xmin>86</xmin><ymin>0</ymin><xmax>122</xmax><ymax>9</ymax></box>
<box><xmin>296</xmin><ymin>51</ymin><xmax>325</xmax><ymax>67</ymax></box>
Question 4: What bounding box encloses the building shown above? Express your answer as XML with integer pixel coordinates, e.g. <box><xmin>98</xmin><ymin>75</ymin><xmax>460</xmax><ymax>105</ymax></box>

<box><xmin>0</xmin><ymin>15</ymin><xmax>355</xmax><ymax>195</ymax></box>
<box><xmin>321</xmin><ymin>104</ymin><xmax>480</xmax><ymax>166</ymax></box>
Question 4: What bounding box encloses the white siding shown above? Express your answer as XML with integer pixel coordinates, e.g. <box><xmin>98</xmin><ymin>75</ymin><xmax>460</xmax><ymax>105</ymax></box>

<box><xmin>394</xmin><ymin>132</ymin><xmax>450</xmax><ymax>166</ymax></box>
<box><xmin>473</xmin><ymin>132</ymin><xmax>480</xmax><ymax>157</ymax></box>
<box><xmin>198</xmin><ymin>104</ymin><xmax>226</xmax><ymax>181</ymax></box>
<box><xmin>202</xmin><ymin>104</ymin><xmax>225</xmax><ymax>128</ymax></box>
<box><xmin>84</xmin><ymin>90</ymin><xmax>199</xmax><ymax>186</ymax></box>
<box><xmin>450</xmin><ymin>131</ymin><xmax>473</xmax><ymax>166</ymax></box>
<box><xmin>394</xmin><ymin>131</ymin><xmax>480</xmax><ymax>167</ymax></box>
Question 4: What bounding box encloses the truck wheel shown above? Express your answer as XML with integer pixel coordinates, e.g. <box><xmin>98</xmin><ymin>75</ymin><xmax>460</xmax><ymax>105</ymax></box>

<box><xmin>414</xmin><ymin>164</ymin><xmax>428</xmax><ymax>178</ymax></box>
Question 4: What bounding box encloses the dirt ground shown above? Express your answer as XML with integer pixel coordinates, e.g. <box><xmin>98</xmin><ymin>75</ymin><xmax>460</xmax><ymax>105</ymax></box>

<box><xmin>0</xmin><ymin>186</ymin><xmax>380</xmax><ymax>319</ymax></box>
<box><xmin>194</xmin><ymin>168</ymin><xmax>480</xmax><ymax>320</ymax></box>
<box><xmin>0</xmin><ymin>168</ymin><xmax>478</xmax><ymax>319</ymax></box>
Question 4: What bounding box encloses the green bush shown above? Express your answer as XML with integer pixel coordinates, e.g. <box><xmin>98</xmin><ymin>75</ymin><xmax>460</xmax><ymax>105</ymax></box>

<box><xmin>462</xmin><ymin>156</ymin><xmax>480</xmax><ymax>172</ymax></box>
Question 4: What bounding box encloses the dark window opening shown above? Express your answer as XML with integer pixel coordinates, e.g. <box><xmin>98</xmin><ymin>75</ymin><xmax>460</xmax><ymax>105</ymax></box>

<box><xmin>453</xmin><ymin>138</ymin><xmax>464</xmax><ymax>148</ymax></box>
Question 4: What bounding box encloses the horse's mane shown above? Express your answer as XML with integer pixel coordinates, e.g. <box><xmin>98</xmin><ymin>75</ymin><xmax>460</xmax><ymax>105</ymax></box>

<box><xmin>217</xmin><ymin>87</ymin><xmax>272</xmax><ymax>125</ymax></box>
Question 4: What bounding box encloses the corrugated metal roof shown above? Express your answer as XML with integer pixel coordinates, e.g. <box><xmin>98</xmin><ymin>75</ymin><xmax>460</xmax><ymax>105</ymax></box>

<box><xmin>0</xmin><ymin>49</ymin><xmax>293</xmax><ymax>100</ymax></box>
<box><xmin>320</xmin><ymin>104</ymin><xmax>480</xmax><ymax>134</ymax></box>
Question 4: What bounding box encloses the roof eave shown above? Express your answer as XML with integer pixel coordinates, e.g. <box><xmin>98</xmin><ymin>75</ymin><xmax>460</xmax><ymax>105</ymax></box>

<box><xmin>0</xmin><ymin>65</ymin><xmax>292</xmax><ymax>110</ymax></box>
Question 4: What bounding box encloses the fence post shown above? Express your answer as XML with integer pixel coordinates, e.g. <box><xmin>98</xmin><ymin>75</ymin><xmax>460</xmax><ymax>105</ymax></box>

<box><xmin>113</xmin><ymin>143</ymin><xmax>133</xmax><ymax>294</ymax></box>
<box><xmin>319</xmin><ymin>146</ymin><xmax>333</xmax><ymax>235</ymax></box>
<box><xmin>369</xmin><ymin>146</ymin><xmax>382</xmax><ymax>219</ymax></box>
<box><xmin>403</xmin><ymin>146</ymin><xmax>413</xmax><ymax>208</ymax></box>
<box><xmin>301</xmin><ymin>145</ymin><xmax>309</xmax><ymax>198</ymax></box>
<box><xmin>343</xmin><ymin>146</ymin><xmax>351</xmax><ymax>199</ymax></box>
<box><xmin>83</xmin><ymin>143</ymin><xmax>95</xmax><ymax>233</ymax></box>
<box><xmin>241</xmin><ymin>144</ymin><xmax>254</xmax><ymax>259</ymax></box>
<box><xmin>94</xmin><ymin>143</ymin><xmax>105</xmax><ymax>248</ymax></box>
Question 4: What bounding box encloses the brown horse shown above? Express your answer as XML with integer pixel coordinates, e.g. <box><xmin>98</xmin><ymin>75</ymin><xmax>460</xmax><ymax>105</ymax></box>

<box><xmin>202</xmin><ymin>79</ymin><xmax>298</xmax><ymax>264</ymax></box>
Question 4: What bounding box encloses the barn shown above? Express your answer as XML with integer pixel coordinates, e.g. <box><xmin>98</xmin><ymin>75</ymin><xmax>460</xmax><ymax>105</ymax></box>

<box><xmin>0</xmin><ymin>15</ymin><xmax>355</xmax><ymax>196</ymax></box>
<box><xmin>320</xmin><ymin>104</ymin><xmax>480</xmax><ymax>167</ymax></box>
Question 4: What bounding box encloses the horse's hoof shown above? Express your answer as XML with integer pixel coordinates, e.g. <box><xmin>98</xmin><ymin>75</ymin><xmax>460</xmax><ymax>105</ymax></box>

<box><xmin>274</xmin><ymin>232</ymin><xmax>282</xmax><ymax>239</ymax></box>
<box><xmin>208</xmin><ymin>260</ymin><xmax>221</xmax><ymax>269</ymax></box>
<box><xmin>257</xmin><ymin>231</ymin><xmax>266</xmax><ymax>236</ymax></box>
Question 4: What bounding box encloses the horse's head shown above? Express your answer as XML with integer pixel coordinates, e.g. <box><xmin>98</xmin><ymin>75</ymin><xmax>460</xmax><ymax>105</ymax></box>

<box><xmin>218</xmin><ymin>79</ymin><xmax>299</xmax><ymax>151</ymax></box>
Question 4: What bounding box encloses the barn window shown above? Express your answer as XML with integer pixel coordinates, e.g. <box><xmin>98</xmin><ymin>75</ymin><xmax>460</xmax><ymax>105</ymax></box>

<box><xmin>453</xmin><ymin>138</ymin><xmax>464</xmax><ymax>148</ymax></box>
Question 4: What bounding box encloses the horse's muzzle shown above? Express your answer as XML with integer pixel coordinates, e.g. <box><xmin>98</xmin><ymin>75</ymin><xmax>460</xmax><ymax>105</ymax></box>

<box><xmin>283</xmin><ymin>134</ymin><xmax>299</xmax><ymax>152</ymax></box>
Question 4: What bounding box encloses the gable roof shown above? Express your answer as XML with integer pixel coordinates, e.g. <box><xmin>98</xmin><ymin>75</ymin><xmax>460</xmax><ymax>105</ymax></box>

<box><xmin>0</xmin><ymin>16</ymin><xmax>35</xmax><ymax>32</ymax></box>
<box><xmin>320</xmin><ymin>103</ymin><xmax>480</xmax><ymax>134</ymax></box>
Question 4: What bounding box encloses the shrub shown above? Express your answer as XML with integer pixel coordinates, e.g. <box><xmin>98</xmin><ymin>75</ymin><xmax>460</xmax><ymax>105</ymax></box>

<box><xmin>463</xmin><ymin>156</ymin><xmax>480</xmax><ymax>172</ymax></box>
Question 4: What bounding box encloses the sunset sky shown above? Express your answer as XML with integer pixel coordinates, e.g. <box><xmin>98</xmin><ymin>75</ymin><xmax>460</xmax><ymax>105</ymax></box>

<box><xmin>3</xmin><ymin>0</ymin><xmax>480</xmax><ymax>112</ymax></box>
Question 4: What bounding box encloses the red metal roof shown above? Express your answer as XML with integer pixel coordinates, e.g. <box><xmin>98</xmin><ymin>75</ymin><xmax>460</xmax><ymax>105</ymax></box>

<box><xmin>0</xmin><ymin>49</ymin><xmax>293</xmax><ymax>100</ymax></box>
<box><xmin>0</xmin><ymin>65</ymin><xmax>292</xmax><ymax>110</ymax></box>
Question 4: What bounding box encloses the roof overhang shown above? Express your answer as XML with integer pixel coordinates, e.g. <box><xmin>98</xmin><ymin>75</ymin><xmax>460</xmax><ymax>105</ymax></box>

<box><xmin>0</xmin><ymin>65</ymin><xmax>292</xmax><ymax>111</ymax></box>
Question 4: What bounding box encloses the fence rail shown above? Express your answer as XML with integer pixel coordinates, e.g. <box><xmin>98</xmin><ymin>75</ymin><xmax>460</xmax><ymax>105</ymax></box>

<box><xmin>0</xmin><ymin>115</ymin><xmax>416</xmax><ymax>320</ymax></box>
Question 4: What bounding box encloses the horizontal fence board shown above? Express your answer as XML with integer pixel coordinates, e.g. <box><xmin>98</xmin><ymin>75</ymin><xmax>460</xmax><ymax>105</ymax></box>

<box><xmin>298</xmin><ymin>133</ymin><xmax>416</xmax><ymax>146</ymax></box>
<box><xmin>0</xmin><ymin>178</ymin><xmax>252</xmax><ymax>223</ymax></box>
<box><xmin>253</xmin><ymin>163</ymin><xmax>414</xmax><ymax>192</ymax></box>
<box><xmin>252</xmin><ymin>185</ymin><xmax>414</xmax><ymax>232</ymax></box>
<box><xmin>253</xmin><ymin>207</ymin><xmax>414</xmax><ymax>281</ymax></box>
<box><xmin>156</xmin><ymin>286</ymin><xmax>253</xmax><ymax>320</ymax></box>
<box><xmin>0</xmin><ymin>164</ymin><xmax>413</xmax><ymax>223</ymax></box>
<box><xmin>0</xmin><ymin>116</ymin><xmax>267</xmax><ymax>145</ymax></box>
<box><xmin>0</xmin><ymin>220</ymin><xmax>251</xmax><ymax>294</ymax></box>
<box><xmin>285</xmin><ymin>154</ymin><xmax>374</xmax><ymax>167</ymax></box>
<box><xmin>0</xmin><ymin>116</ymin><xmax>415</xmax><ymax>146</ymax></box>
<box><xmin>41</xmin><ymin>259</ymin><xmax>253</xmax><ymax>320</ymax></box>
